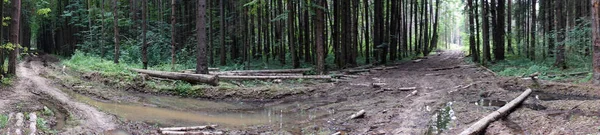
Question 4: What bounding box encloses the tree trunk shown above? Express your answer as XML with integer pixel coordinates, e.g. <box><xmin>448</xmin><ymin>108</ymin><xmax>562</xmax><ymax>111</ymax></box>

<box><xmin>554</xmin><ymin>0</ymin><xmax>566</xmax><ymax>69</ymax></box>
<box><xmin>131</xmin><ymin>69</ymin><xmax>218</xmax><ymax>86</ymax></box>
<box><xmin>468</xmin><ymin>0</ymin><xmax>479</xmax><ymax>63</ymax></box>
<box><xmin>592</xmin><ymin>0</ymin><xmax>600</xmax><ymax>85</ymax></box>
<box><xmin>142</xmin><ymin>0</ymin><xmax>148</xmax><ymax>69</ymax></box>
<box><xmin>113</xmin><ymin>0</ymin><xmax>120</xmax><ymax>64</ymax></box>
<box><xmin>7</xmin><ymin>0</ymin><xmax>20</xmax><ymax>75</ymax></box>
<box><xmin>170</xmin><ymin>0</ymin><xmax>176</xmax><ymax>70</ymax></box>
<box><xmin>530</xmin><ymin>0</ymin><xmax>536</xmax><ymax>60</ymax></box>
<box><xmin>482</xmin><ymin>0</ymin><xmax>491</xmax><ymax>63</ymax></box>
<box><xmin>493</xmin><ymin>0</ymin><xmax>506</xmax><ymax>60</ymax></box>
<box><xmin>196</xmin><ymin>0</ymin><xmax>208</xmax><ymax>74</ymax></box>
<box><xmin>363</xmin><ymin>0</ymin><xmax>370</xmax><ymax>63</ymax></box>
<box><xmin>288</xmin><ymin>0</ymin><xmax>299</xmax><ymax>68</ymax></box>
<box><xmin>315</xmin><ymin>0</ymin><xmax>326</xmax><ymax>74</ymax></box>
<box><xmin>219</xmin><ymin>0</ymin><xmax>226</xmax><ymax>66</ymax></box>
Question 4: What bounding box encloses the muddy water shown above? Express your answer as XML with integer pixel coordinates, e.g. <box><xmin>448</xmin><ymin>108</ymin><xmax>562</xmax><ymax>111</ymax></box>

<box><xmin>72</xmin><ymin>93</ymin><xmax>296</xmax><ymax>128</ymax></box>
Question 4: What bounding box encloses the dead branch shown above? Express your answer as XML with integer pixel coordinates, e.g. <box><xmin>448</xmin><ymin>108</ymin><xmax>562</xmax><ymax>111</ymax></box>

<box><xmin>372</xmin><ymin>83</ymin><xmax>387</xmax><ymax>88</ymax></box>
<box><xmin>347</xmin><ymin>110</ymin><xmax>366</xmax><ymax>120</ymax></box>
<box><xmin>459</xmin><ymin>88</ymin><xmax>532</xmax><ymax>135</ymax></box>
<box><xmin>479</xmin><ymin>65</ymin><xmax>497</xmax><ymax>76</ymax></box>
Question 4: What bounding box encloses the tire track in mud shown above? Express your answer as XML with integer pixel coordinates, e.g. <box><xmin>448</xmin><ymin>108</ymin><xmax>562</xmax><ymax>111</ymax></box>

<box><xmin>0</xmin><ymin>61</ymin><xmax>117</xmax><ymax>134</ymax></box>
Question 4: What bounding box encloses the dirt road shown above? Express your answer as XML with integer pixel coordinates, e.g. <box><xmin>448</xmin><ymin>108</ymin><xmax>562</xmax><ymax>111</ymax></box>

<box><xmin>0</xmin><ymin>59</ymin><xmax>117</xmax><ymax>134</ymax></box>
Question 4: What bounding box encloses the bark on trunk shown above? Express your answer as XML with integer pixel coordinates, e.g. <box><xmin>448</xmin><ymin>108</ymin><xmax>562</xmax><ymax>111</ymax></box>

<box><xmin>8</xmin><ymin>0</ymin><xmax>21</xmax><ymax>75</ymax></box>
<box><xmin>592</xmin><ymin>0</ymin><xmax>600</xmax><ymax>85</ymax></box>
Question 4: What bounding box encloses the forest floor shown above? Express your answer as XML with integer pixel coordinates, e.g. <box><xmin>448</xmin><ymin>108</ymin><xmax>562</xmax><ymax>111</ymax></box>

<box><xmin>0</xmin><ymin>50</ymin><xmax>599</xmax><ymax>134</ymax></box>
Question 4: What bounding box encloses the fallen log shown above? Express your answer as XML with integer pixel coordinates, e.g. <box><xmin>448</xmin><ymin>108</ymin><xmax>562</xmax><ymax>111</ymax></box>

<box><xmin>131</xmin><ymin>69</ymin><xmax>219</xmax><ymax>86</ymax></box>
<box><xmin>344</xmin><ymin>69</ymin><xmax>371</xmax><ymax>74</ymax></box>
<box><xmin>219</xmin><ymin>75</ymin><xmax>331</xmax><ymax>81</ymax></box>
<box><xmin>181</xmin><ymin>68</ymin><xmax>220</xmax><ymax>73</ymax></box>
<box><xmin>159</xmin><ymin>125</ymin><xmax>217</xmax><ymax>131</ymax></box>
<box><xmin>383</xmin><ymin>87</ymin><xmax>417</xmax><ymax>91</ymax></box>
<box><xmin>209</xmin><ymin>72</ymin><xmax>303</xmax><ymax>76</ymax></box>
<box><xmin>459</xmin><ymin>88</ymin><xmax>533</xmax><ymax>135</ymax></box>
<box><xmin>223</xmin><ymin>68</ymin><xmax>312</xmax><ymax>74</ymax></box>
<box><xmin>160</xmin><ymin>131</ymin><xmax>224</xmax><ymax>135</ymax></box>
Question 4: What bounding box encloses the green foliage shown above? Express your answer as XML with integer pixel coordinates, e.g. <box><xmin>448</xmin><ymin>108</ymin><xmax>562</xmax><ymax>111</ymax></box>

<box><xmin>36</xmin><ymin>117</ymin><xmax>56</xmax><ymax>134</ymax></box>
<box><xmin>36</xmin><ymin>8</ymin><xmax>52</xmax><ymax>16</ymax></box>
<box><xmin>63</xmin><ymin>51</ymin><xmax>139</xmax><ymax>77</ymax></box>
<box><xmin>1</xmin><ymin>76</ymin><xmax>13</xmax><ymax>86</ymax></box>
<box><xmin>2</xmin><ymin>17</ymin><xmax>10</xmax><ymax>26</ymax></box>
<box><xmin>0</xmin><ymin>114</ymin><xmax>7</xmax><ymax>129</ymax></box>
<box><xmin>42</xmin><ymin>106</ymin><xmax>54</xmax><ymax>116</ymax></box>
<box><xmin>489</xmin><ymin>55</ymin><xmax>591</xmax><ymax>82</ymax></box>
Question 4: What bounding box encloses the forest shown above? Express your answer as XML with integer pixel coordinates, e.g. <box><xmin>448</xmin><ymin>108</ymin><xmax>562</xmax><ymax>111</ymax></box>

<box><xmin>0</xmin><ymin>0</ymin><xmax>598</xmax><ymax>134</ymax></box>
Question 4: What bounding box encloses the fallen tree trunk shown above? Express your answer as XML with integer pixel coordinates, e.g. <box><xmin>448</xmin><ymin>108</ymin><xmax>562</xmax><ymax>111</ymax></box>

<box><xmin>131</xmin><ymin>69</ymin><xmax>219</xmax><ymax>86</ymax></box>
<box><xmin>459</xmin><ymin>88</ymin><xmax>533</xmax><ymax>135</ymax></box>
<box><xmin>159</xmin><ymin>125</ymin><xmax>217</xmax><ymax>131</ymax></box>
<box><xmin>219</xmin><ymin>75</ymin><xmax>331</xmax><ymax>81</ymax></box>
<box><xmin>209</xmin><ymin>72</ymin><xmax>303</xmax><ymax>76</ymax></box>
<box><xmin>223</xmin><ymin>68</ymin><xmax>312</xmax><ymax>74</ymax></box>
<box><xmin>160</xmin><ymin>131</ymin><xmax>223</xmax><ymax>135</ymax></box>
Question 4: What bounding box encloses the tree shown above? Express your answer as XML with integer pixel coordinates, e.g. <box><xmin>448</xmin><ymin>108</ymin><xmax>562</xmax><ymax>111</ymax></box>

<box><xmin>196</xmin><ymin>0</ymin><xmax>208</xmax><ymax>74</ymax></box>
<box><xmin>481</xmin><ymin>0</ymin><xmax>491</xmax><ymax>63</ymax></box>
<box><xmin>493</xmin><ymin>0</ymin><xmax>506</xmax><ymax>61</ymax></box>
<box><xmin>113</xmin><ymin>0</ymin><xmax>120</xmax><ymax>64</ymax></box>
<box><xmin>142</xmin><ymin>0</ymin><xmax>148</xmax><ymax>69</ymax></box>
<box><xmin>171</xmin><ymin>0</ymin><xmax>176</xmax><ymax>70</ymax></box>
<box><xmin>529</xmin><ymin>0</ymin><xmax>536</xmax><ymax>60</ymax></box>
<box><xmin>592</xmin><ymin>0</ymin><xmax>600</xmax><ymax>85</ymax></box>
<box><xmin>468</xmin><ymin>0</ymin><xmax>479</xmax><ymax>62</ymax></box>
<box><xmin>219</xmin><ymin>0</ymin><xmax>226</xmax><ymax>66</ymax></box>
<box><xmin>554</xmin><ymin>0</ymin><xmax>566</xmax><ymax>69</ymax></box>
<box><xmin>8</xmin><ymin>0</ymin><xmax>21</xmax><ymax>75</ymax></box>
<box><xmin>288</xmin><ymin>0</ymin><xmax>299</xmax><ymax>68</ymax></box>
<box><xmin>315</xmin><ymin>0</ymin><xmax>325</xmax><ymax>74</ymax></box>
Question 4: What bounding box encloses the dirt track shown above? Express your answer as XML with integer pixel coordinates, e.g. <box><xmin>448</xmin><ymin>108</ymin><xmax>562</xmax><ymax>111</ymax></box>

<box><xmin>0</xmin><ymin>59</ymin><xmax>117</xmax><ymax>134</ymax></box>
<box><xmin>1</xmin><ymin>51</ymin><xmax>599</xmax><ymax>134</ymax></box>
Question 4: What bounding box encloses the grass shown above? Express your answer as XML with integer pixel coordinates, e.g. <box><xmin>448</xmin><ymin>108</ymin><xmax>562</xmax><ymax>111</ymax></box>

<box><xmin>487</xmin><ymin>55</ymin><xmax>592</xmax><ymax>83</ymax></box>
<box><xmin>0</xmin><ymin>114</ymin><xmax>8</xmax><ymax>129</ymax></box>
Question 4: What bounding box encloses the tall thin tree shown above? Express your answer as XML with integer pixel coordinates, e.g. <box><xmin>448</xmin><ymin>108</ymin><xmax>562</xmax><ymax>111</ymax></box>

<box><xmin>113</xmin><ymin>0</ymin><xmax>120</xmax><ymax>64</ymax></box>
<box><xmin>8</xmin><ymin>0</ymin><xmax>21</xmax><ymax>75</ymax></box>
<box><xmin>197</xmin><ymin>0</ymin><xmax>209</xmax><ymax>74</ymax></box>
<box><xmin>142</xmin><ymin>0</ymin><xmax>148</xmax><ymax>69</ymax></box>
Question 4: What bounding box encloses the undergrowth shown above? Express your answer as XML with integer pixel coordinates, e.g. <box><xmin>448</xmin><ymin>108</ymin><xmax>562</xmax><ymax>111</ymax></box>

<box><xmin>488</xmin><ymin>55</ymin><xmax>592</xmax><ymax>83</ymax></box>
<box><xmin>0</xmin><ymin>114</ymin><xmax>7</xmax><ymax>129</ymax></box>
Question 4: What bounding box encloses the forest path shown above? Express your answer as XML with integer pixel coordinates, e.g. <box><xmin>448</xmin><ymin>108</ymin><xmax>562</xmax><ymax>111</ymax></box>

<box><xmin>0</xmin><ymin>59</ymin><xmax>117</xmax><ymax>134</ymax></box>
<box><xmin>315</xmin><ymin>50</ymin><xmax>501</xmax><ymax>134</ymax></box>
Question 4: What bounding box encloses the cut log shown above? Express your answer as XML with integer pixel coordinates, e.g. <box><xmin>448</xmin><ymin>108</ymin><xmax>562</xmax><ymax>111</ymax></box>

<box><xmin>459</xmin><ymin>89</ymin><xmax>533</xmax><ymax>135</ymax></box>
<box><xmin>219</xmin><ymin>75</ymin><xmax>331</xmax><ymax>81</ymax></box>
<box><xmin>159</xmin><ymin>125</ymin><xmax>217</xmax><ymax>131</ymax></box>
<box><xmin>131</xmin><ymin>69</ymin><xmax>219</xmax><ymax>86</ymax></box>
<box><xmin>181</xmin><ymin>68</ymin><xmax>220</xmax><ymax>73</ymax></box>
<box><xmin>223</xmin><ymin>68</ymin><xmax>312</xmax><ymax>74</ymax></box>
<box><xmin>412</xmin><ymin>59</ymin><xmax>423</xmax><ymax>63</ymax></box>
<box><xmin>160</xmin><ymin>131</ymin><xmax>224</xmax><ymax>135</ymax></box>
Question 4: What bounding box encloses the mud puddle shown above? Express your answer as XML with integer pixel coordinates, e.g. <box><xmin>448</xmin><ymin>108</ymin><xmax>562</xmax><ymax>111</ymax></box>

<box><xmin>69</xmin><ymin>92</ymin><xmax>330</xmax><ymax>131</ymax></box>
